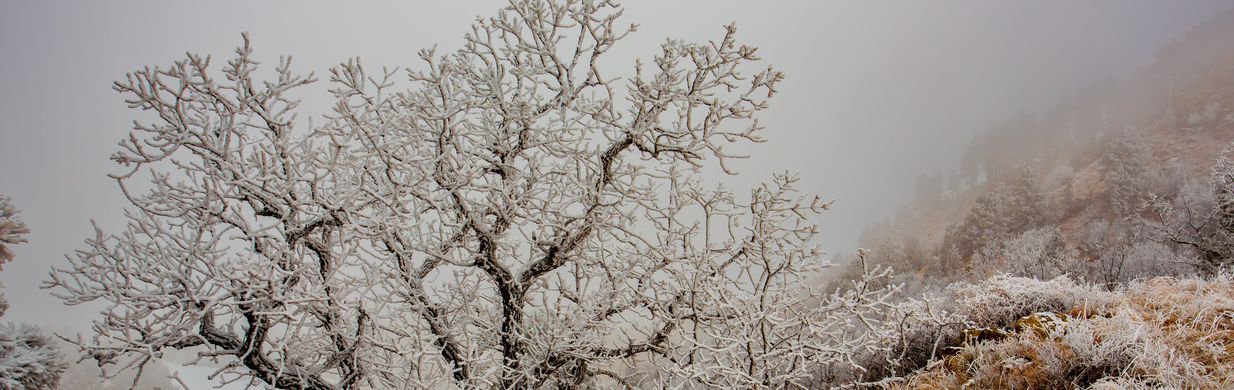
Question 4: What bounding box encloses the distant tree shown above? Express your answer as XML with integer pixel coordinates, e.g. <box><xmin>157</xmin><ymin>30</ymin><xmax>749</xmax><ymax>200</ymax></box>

<box><xmin>0</xmin><ymin>195</ymin><xmax>64</xmax><ymax>389</ymax></box>
<box><xmin>971</xmin><ymin>226</ymin><xmax>1075</xmax><ymax>280</ymax></box>
<box><xmin>1214</xmin><ymin>143</ymin><xmax>1234</xmax><ymax>244</ymax></box>
<box><xmin>44</xmin><ymin>1</ymin><xmax>913</xmax><ymax>388</ymax></box>
<box><xmin>950</xmin><ymin>169</ymin><xmax>1047</xmax><ymax>264</ymax></box>
<box><xmin>952</xmin><ymin>190</ymin><xmax>1011</xmax><ymax>260</ymax></box>
<box><xmin>858</xmin><ymin>216</ymin><xmax>894</xmax><ymax>249</ymax></box>
<box><xmin>902</xmin><ymin>237</ymin><xmax>927</xmax><ymax>270</ymax></box>
<box><xmin>1078</xmin><ymin>219</ymin><xmax>1130</xmax><ymax>287</ymax></box>
<box><xmin>1141</xmin><ymin>142</ymin><xmax>1234</xmax><ymax>273</ymax></box>
<box><xmin>833</xmin><ymin>241</ymin><xmax>920</xmax><ymax>292</ymax></box>
<box><xmin>1007</xmin><ymin>168</ymin><xmax>1048</xmax><ymax>226</ymax></box>
<box><xmin>1183</xmin><ymin>99</ymin><xmax>1225</xmax><ymax>132</ymax></box>
<box><xmin>1144</xmin><ymin>157</ymin><xmax>1188</xmax><ymax>201</ymax></box>
<box><xmin>1101</xmin><ymin>130</ymin><xmax>1150</xmax><ymax>216</ymax></box>
<box><xmin>937</xmin><ymin>241</ymin><xmax>962</xmax><ymax>278</ymax></box>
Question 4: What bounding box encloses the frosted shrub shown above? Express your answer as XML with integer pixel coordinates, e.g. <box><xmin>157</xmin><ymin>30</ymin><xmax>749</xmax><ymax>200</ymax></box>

<box><xmin>971</xmin><ymin>226</ymin><xmax>1077</xmax><ymax>280</ymax></box>
<box><xmin>949</xmin><ymin>274</ymin><xmax>1111</xmax><ymax>328</ymax></box>
<box><xmin>1121</xmin><ymin>241</ymin><xmax>1194</xmax><ymax>279</ymax></box>
<box><xmin>1058</xmin><ymin>311</ymin><xmax>1144</xmax><ymax>379</ymax></box>
<box><xmin>0</xmin><ymin>322</ymin><xmax>62</xmax><ymax>390</ymax></box>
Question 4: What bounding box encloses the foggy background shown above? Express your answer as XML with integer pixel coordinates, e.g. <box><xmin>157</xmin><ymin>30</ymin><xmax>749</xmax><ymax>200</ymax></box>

<box><xmin>0</xmin><ymin>0</ymin><xmax>1230</xmax><ymax>373</ymax></box>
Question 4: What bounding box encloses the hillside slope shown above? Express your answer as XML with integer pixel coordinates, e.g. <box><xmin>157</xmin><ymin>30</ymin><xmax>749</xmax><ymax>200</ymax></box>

<box><xmin>820</xmin><ymin>11</ymin><xmax>1234</xmax><ymax>390</ymax></box>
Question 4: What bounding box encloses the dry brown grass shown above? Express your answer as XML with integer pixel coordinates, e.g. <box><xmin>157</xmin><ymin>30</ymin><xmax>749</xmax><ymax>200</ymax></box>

<box><xmin>886</xmin><ymin>274</ymin><xmax>1234</xmax><ymax>389</ymax></box>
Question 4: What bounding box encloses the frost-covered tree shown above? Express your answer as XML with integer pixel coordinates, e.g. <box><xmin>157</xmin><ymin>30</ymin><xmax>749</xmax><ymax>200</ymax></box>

<box><xmin>1077</xmin><ymin>218</ymin><xmax>1193</xmax><ymax>288</ymax></box>
<box><xmin>971</xmin><ymin>226</ymin><xmax>1075</xmax><ymax>280</ymax></box>
<box><xmin>0</xmin><ymin>195</ymin><xmax>31</xmax><ymax>267</ymax></box>
<box><xmin>45</xmin><ymin>1</ymin><xmax>911</xmax><ymax>388</ymax></box>
<box><xmin>1140</xmin><ymin>143</ymin><xmax>1234</xmax><ymax>273</ymax></box>
<box><xmin>1214</xmin><ymin>143</ymin><xmax>1234</xmax><ymax>247</ymax></box>
<box><xmin>1141</xmin><ymin>142</ymin><xmax>1234</xmax><ymax>273</ymax></box>
<box><xmin>0</xmin><ymin>195</ymin><xmax>64</xmax><ymax>389</ymax></box>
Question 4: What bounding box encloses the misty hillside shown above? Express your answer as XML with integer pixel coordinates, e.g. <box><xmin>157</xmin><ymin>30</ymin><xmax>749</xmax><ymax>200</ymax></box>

<box><xmin>855</xmin><ymin>9</ymin><xmax>1234</xmax><ymax>281</ymax></box>
<box><xmin>822</xmin><ymin>10</ymin><xmax>1234</xmax><ymax>389</ymax></box>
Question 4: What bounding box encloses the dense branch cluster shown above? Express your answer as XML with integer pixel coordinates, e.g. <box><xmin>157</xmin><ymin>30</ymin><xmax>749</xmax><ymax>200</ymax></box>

<box><xmin>44</xmin><ymin>1</ymin><xmax>916</xmax><ymax>388</ymax></box>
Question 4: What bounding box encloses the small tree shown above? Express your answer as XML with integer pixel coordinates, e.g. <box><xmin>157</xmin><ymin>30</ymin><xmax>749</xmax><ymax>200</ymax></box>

<box><xmin>0</xmin><ymin>195</ymin><xmax>64</xmax><ymax>389</ymax></box>
<box><xmin>46</xmin><ymin>1</ymin><xmax>908</xmax><ymax>388</ymax></box>
<box><xmin>1140</xmin><ymin>142</ymin><xmax>1234</xmax><ymax>273</ymax></box>
<box><xmin>0</xmin><ymin>195</ymin><xmax>31</xmax><ymax>267</ymax></box>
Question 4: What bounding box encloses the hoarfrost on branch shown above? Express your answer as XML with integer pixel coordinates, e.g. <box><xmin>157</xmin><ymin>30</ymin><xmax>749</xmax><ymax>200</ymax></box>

<box><xmin>46</xmin><ymin>1</ymin><xmax>911</xmax><ymax>388</ymax></box>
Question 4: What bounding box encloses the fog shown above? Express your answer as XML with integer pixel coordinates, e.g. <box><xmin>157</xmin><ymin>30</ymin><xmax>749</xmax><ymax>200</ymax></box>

<box><xmin>0</xmin><ymin>0</ymin><xmax>1230</xmax><ymax>377</ymax></box>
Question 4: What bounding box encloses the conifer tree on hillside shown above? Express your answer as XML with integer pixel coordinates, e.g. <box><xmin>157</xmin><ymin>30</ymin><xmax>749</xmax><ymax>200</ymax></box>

<box><xmin>1101</xmin><ymin>130</ymin><xmax>1150</xmax><ymax>216</ymax></box>
<box><xmin>948</xmin><ymin>169</ymin><xmax>1048</xmax><ymax>265</ymax></box>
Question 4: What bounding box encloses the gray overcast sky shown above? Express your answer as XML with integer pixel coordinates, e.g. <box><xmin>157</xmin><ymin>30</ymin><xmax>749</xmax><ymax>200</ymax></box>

<box><xmin>1</xmin><ymin>0</ymin><xmax>1230</xmax><ymax>338</ymax></box>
